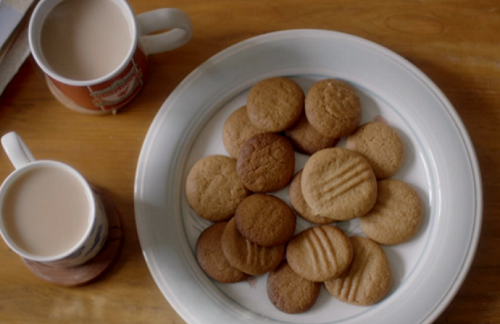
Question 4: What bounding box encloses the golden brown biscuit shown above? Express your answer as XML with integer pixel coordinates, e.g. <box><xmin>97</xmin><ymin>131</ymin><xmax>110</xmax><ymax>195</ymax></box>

<box><xmin>186</xmin><ymin>155</ymin><xmax>250</xmax><ymax>221</ymax></box>
<box><xmin>237</xmin><ymin>133</ymin><xmax>295</xmax><ymax>193</ymax></box>
<box><xmin>346</xmin><ymin>122</ymin><xmax>405</xmax><ymax>179</ymax></box>
<box><xmin>324</xmin><ymin>236</ymin><xmax>392</xmax><ymax>306</ymax></box>
<box><xmin>222</xmin><ymin>106</ymin><xmax>265</xmax><ymax>158</ymax></box>
<box><xmin>285</xmin><ymin>114</ymin><xmax>339</xmax><ymax>155</ymax></box>
<box><xmin>360</xmin><ymin>179</ymin><xmax>422</xmax><ymax>245</ymax></box>
<box><xmin>286</xmin><ymin>226</ymin><xmax>353</xmax><ymax>282</ymax></box>
<box><xmin>247</xmin><ymin>77</ymin><xmax>304</xmax><ymax>132</ymax></box>
<box><xmin>221</xmin><ymin>218</ymin><xmax>285</xmax><ymax>275</ymax></box>
<box><xmin>301</xmin><ymin>148</ymin><xmax>377</xmax><ymax>221</ymax></box>
<box><xmin>196</xmin><ymin>222</ymin><xmax>249</xmax><ymax>283</ymax></box>
<box><xmin>235</xmin><ymin>194</ymin><xmax>296</xmax><ymax>246</ymax></box>
<box><xmin>289</xmin><ymin>170</ymin><xmax>333</xmax><ymax>225</ymax></box>
<box><xmin>267</xmin><ymin>261</ymin><xmax>321</xmax><ymax>314</ymax></box>
<box><xmin>305</xmin><ymin>79</ymin><xmax>361</xmax><ymax>138</ymax></box>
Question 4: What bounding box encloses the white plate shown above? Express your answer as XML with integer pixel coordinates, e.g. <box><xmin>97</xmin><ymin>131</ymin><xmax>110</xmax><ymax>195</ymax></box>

<box><xmin>134</xmin><ymin>30</ymin><xmax>482</xmax><ymax>324</ymax></box>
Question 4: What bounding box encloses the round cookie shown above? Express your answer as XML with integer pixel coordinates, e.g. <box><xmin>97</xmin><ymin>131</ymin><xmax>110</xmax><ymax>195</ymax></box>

<box><xmin>285</xmin><ymin>114</ymin><xmax>339</xmax><ymax>155</ymax></box>
<box><xmin>324</xmin><ymin>236</ymin><xmax>392</xmax><ymax>306</ymax></box>
<box><xmin>346</xmin><ymin>121</ymin><xmax>405</xmax><ymax>179</ymax></box>
<box><xmin>235</xmin><ymin>194</ymin><xmax>296</xmax><ymax>247</ymax></box>
<box><xmin>222</xmin><ymin>106</ymin><xmax>265</xmax><ymax>158</ymax></box>
<box><xmin>247</xmin><ymin>77</ymin><xmax>304</xmax><ymax>132</ymax></box>
<box><xmin>360</xmin><ymin>179</ymin><xmax>422</xmax><ymax>245</ymax></box>
<box><xmin>237</xmin><ymin>133</ymin><xmax>295</xmax><ymax>192</ymax></box>
<box><xmin>286</xmin><ymin>226</ymin><xmax>353</xmax><ymax>282</ymax></box>
<box><xmin>185</xmin><ymin>155</ymin><xmax>250</xmax><ymax>221</ymax></box>
<box><xmin>305</xmin><ymin>79</ymin><xmax>361</xmax><ymax>138</ymax></box>
<box><xmin>289</xmin><ymin>170</ymin><xmax>333</xmax><ymax>225</ymax></box>
<box><xmin>221</xmin><ymin>218</ymin><xmax>285</xmax><ymax>275</ymax></box>
<box><xmin>301</xmin><ymin>148</ymin><xmax>377</xmax><ymax>221</ymax></box>
<box><xmin>196</xmin><ymin>222</ymin><xmax>249</xmax><ymax>283</ymax></box>
<box><xmin>267</xmin><ymin>261</ymin><xmax>321</xmax><ymax>314</ymax></box>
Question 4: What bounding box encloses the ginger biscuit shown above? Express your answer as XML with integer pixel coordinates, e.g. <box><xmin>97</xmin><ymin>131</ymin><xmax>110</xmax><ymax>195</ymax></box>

<box><xmin>237</xmin><ymin>133</ymin><xmax>295</xmax><ymax>193</ymax></box>
<box><xmin>324</xmin><ymin>236</ymin><xmax>392</xmax><ymax>306</ymax></box>
<box><xmin>289</xmin><ymin>170</ymin><xmax>333</xmax><ymax>225</ymax></box>
<box><xmin>196</xmin><ymin>222</ymin><xmax>249</xmax><ymax>283</ymax></box>
<box><xmin>360</xmin><ymin>179</ymin><xmax>422</xmax><ymax>245</ymax></box>
<box><xmin>221</xmin><ymin>218</ymin><xmax>285</xmax><ymax>275</ymax></box>
<box><xmin>235</xmin><ymin>194</ymin><xmax>296</xmax><ymax>247</ymax></box>
<box><xmin>267</xmin><ymin>261</ymin><xmax>321</xmax><ymax>314</ymax></box>
<box><xmin>346</xmin><ymin>122</ymin><xmax>405</xmax><ymax>179</ymax></box>
<box><xmin>301</xmin><ymin>148</ymin><xmax>377</xmax><ymax>221</ymax></box>
<box><xmin>185</xmin><ymin>155</ymin><xmax>250</xmax><ymax>221</ymax></box>
<box><xmin>285</xmin><ymin>113</ymin><xmax>339</xmax><ymax>155</ymax></box>
<box><xmin>305</xmin><ymin>79</ymin><xmax>361</xmax><ymax>138</ymax></box>
<box><xmin>247</xmin><ymin>77</ymin><xmax>304</xmax><ymax>132</ymax></box>
<box><xmin>286</xmin><ymin>226</ymin><xmax>353</xmax><ymax>282</ymax></box>
<box><xmin>222</xmin><ymin>106</ymin><xmax>265</xmax><ymax>158</ymax></box>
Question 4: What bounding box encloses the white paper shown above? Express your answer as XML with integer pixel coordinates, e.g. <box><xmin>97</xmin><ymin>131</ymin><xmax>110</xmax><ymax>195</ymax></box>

<box><xmin>0</xmin><ymin>2</ymin><xmax>24</xmax><ymax>50</ymax></box>
<box><xmin>0</xmin><ymin>23</ymin><xmax>30</xmax><ymax>96</ymax></box>
<box><xmin>0</xmin><ymin>0</ymin><xmax>36</xmax><ymax>97</ymax></box>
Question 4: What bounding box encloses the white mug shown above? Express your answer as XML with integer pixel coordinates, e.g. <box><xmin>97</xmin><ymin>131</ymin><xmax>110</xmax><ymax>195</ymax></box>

<box><xmin>29</xmin><ymin>0</ymin><xmax>193</xmax><ymax>114</ymax></box>
<box><xmin>0</xmin><ymin>132</ymin><xmax>108</xmax><ymax>267</ymax></box>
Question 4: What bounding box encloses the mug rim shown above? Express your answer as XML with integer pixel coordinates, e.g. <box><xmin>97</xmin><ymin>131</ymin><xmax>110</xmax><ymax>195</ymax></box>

<box><xmin>0</xmin><ymin>160</ymin><xmax>97</xmax><ymax>263</ymax></box>
<box><xmin>28</xmin><ymin>0</ymin><xmax>139</xmax><ymax>87</ymax></box>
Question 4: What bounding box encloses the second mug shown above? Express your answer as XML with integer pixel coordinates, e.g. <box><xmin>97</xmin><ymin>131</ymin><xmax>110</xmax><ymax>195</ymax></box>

<box><xmin>0</xmin><ymin>132</ymin><xmax>108</xmax><ymax>267</ymax></box>
<box><xmin>29</xmin><ymin>0</ymin><xmax>193</xmax><ymax>114</ymax></box>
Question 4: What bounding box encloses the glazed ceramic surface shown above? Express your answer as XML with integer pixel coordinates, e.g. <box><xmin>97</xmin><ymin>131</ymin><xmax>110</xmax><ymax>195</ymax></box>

<box><xmin>134</xmin><ymin>30</ymin><xmax>482</xmax><ymax>324</ymax></box>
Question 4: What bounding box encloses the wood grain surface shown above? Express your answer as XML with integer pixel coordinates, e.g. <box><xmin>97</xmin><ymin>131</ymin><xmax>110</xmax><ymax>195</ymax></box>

<box><xmin>0</xmin><ymin>0</ymin><xmax>499</xmax><ymax>323</ymax></box>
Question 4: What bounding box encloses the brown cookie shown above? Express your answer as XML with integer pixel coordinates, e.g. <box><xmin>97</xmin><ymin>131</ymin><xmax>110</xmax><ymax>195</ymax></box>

<box><xmin>324</xmin><ymin>236</ymin><xmax>392</xmax><ymax>306</ymax></box>
<box><xmin>285</xmin><ymin>114</ymin><xmax>339</xmax><ymax>155</ymax></box>
<box><xmin>286</xmin><ymin>226</ymin><xmax>353</xmax><ymax>282</ymax></box>
<box><xmin>360</xmin><ymin>179</ymin><xmax>422</xmax><ymax>245</ymax></box>
<box><xmin>305</xmin><ymin>79</ymin><xmax>361</xmax><ymax>138</ymax></box>
<box><xmin>185</xmin><ymin>155</ymin><xmax>250</xmax><ymax>221</ymax></box>
<box><xmin>237</xmin><ymin>133</ymin><xmax>295</xmax><ymax>193</ymax></box>
<box><xmin>247</xmin><ymin>77</ymin><xmax>304</xmax><ymax>132</ymax></box>
<box><xmin>301</xmin><ymin>148</ymin><xmax>377</xmax><ymax>221</ymax></box>
<box><xmin>289</xmin><ymin>170</ymin><xmax>333</xmax><ymax>225</ymax></box>
<box><xmin>196</xmin><ymin>222</ymin><xmax>249</xmax><ymax>283</ymax></box>
<box><xmin>235</xmin><ymin>194</ymin><xmax>296</xmax><ymax>246</ymax></box>
<box><xmin>221</xmin><ymin>218</ymin><xmax>285</xmax><ymax>275</ymax></box>
<box><xmin>222</xmin><ymin>106</ymin><xmax>265</xmax><ymax>158</ymax></box>
<box><xmin>267</xmin><ymin>261</ymin><xmax>321</xmax><ymax>314</ymax></box>
<box><xmin>346</xmin><ymin>121</ymin><xmax>405</xmax><ymax>179</ymax></box>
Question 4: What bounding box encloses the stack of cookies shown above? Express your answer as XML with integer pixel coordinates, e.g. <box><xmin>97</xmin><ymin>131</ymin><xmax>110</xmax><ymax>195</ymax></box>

<box><xmin>186</xmin><ymin>77</ymin><xmax>423</xmax><ymax>314</ymax></box>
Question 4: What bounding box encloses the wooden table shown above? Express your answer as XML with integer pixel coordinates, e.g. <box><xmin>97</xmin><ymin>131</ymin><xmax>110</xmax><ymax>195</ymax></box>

<box><xmin>0</xmin><ymin>0</ymin><xmax>498</xmax><ymax>323</ymax></box>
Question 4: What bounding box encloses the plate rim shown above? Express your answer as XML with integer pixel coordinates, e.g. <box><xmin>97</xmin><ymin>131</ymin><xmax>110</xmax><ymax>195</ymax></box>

<box><xmin>134</xmin><ymin>29</ymin><xmax>483</xmax><ymax>324</ymax></box>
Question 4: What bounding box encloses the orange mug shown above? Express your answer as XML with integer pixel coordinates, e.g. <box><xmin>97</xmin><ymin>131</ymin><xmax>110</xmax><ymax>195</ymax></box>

<box><xmin>29</xmin><ymin>0</ymin><xmax>192</xmax><ymax>114</ymax></box>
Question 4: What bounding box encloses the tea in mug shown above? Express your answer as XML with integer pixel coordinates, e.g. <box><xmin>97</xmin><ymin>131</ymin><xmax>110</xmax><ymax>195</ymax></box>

<box><xmin>40</xmin><ymin>0</ymin><xmax>132</xmax><ymax>81</ymax></box>
<box><xmin>2</xmin><ymin>166</ymin><xmax>91</xmax><ymax>257</ymax></box>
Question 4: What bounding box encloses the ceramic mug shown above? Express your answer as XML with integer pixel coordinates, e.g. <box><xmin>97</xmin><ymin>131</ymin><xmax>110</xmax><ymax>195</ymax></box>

<box><xmin>0</xmin><ymin>132</ymin><xmax>108</xmax><ymax>267</ymax></box>
<box><xmin>29</xmin><ymin>0</ymin><xmax>193</xmax><ymax>114</ymax></box>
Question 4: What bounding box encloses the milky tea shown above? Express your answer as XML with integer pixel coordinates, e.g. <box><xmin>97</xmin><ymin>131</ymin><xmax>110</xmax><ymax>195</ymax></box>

<box><xmin>1</xmin><ymin>166</ymin><xmax>91</xmax><ymax>257</ymax></box>
<box><xmin>40</xmin><ymin>0</ymin><xmax>132</xmax><ymax>81</ymax></box>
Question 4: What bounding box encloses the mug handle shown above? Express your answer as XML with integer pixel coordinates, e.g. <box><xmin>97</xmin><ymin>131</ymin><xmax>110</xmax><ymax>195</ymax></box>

<box><xmin>136</xmin><ymin>8</ymin><xmax>193</xmax><ymax>56</ymax></box>
<box><xmin>1</xmin><ymin>132</ymin><xmax>36</xmax><ymax>169</ymax></box>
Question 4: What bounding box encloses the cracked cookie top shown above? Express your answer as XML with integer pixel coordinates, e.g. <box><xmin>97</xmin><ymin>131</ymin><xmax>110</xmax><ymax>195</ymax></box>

<box><xmin>237</xmin><ymin>133</ymin><xmax>295</xmax><ymax>192</ymax></box>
